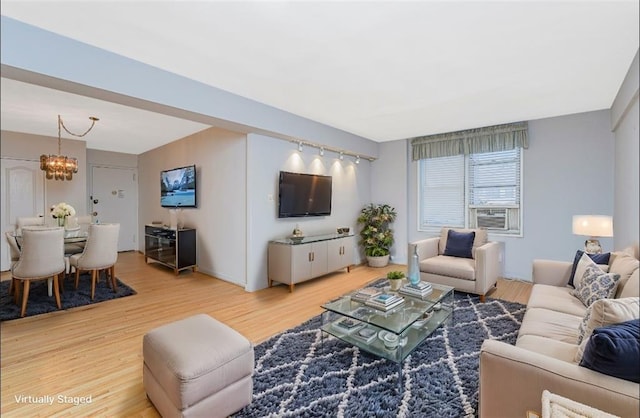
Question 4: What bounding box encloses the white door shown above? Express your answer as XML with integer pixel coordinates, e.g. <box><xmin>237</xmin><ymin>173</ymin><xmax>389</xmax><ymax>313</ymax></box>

<box><xmin>91</xmin><ymin>166</ymin><xmax>138</xmax><ymax>251</ymax></box>
<box><xmin>0</xmin><ymin>159</ymin><xmax>46</xmax><ymax>271</ymax></box>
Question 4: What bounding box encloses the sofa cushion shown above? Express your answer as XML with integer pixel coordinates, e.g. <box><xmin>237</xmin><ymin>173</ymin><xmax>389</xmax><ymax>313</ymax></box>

<box><xmin>575</xmin><ymin>297</ymin><xmax>640</xmax><ymax>362</ymax></box>
<box><xmin>516</xmin><ymin>334</ymin><xmax>578</xmax><ymax>363</ymax></box>
<box><xmin>619</xmin><ymin>269</ymin><xmax>639</xmax><ymax>298</ymax></box>
<box><xmin>610</xmin><ymin>252</ymin><xmax>640</xmax><ymax>298</ymax></box>
<box><xmin>569</xmin><ymin>250</ymin><xmax>611</xmax><ymax>287</ymax></box>
<box><xmin>572</xmin><ymin>252</ymin><xmax>610</xmax><ymax>290</ymax></box>
<box><xmin>572</xmin><ymin>264</ymin><xmax>620</xmax><ymax>307</ymax></box>
<box><xmin>518</xmin><ymin>307</ymin><xmax>582</xmax><ymax>344</ymax></box>
<box><xmin>443</xmin><ymin>229</ymin><xmax>475</xmax><ymax>259</ymax></box>
<box><xmin>439</xmin><ymin>227</ymin><xmax>487</xmax><ymax>259</ymax></box>
<box><xmin>419</xmin><ymin>255</ymin><xmax>475</xmax><ymax>281</ymax></box>
<box><xmin>579</xmin><ymin>319</ymin><xmax>640</xmax><ymax>383</ymax></box>
<box><xmin>526</xmin><ymin>284</ymin><xmax>587</xmax><ymax>317</ymax></box>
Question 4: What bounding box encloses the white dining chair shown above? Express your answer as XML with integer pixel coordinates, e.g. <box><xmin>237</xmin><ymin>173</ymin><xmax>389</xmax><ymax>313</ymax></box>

<box><xmin>5</xmin><ymin>231</ymin><xmax>21</xmax><ymax>295</ymax></box>
<box><xmin>11</xmin><ymin>227</ymin><xmax>65</xmax><ymax>317</ymax></box>
<box><xmin>69</xmin><ymin>223</ymin><xmax>120</xmax><ymax>300</ymax></box>
<box><xmin>64</xmin><ymin>215</ymin><xmax>92</xmax><ymax>255</ymax></box>
<box><xmin>16</xmin><ymin>216</ymin><xmax>45</xmax><ymax>235</ymax></box>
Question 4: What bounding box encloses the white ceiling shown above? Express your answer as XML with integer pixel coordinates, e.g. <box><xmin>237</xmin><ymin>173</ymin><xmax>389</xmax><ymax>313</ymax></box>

<box><xmin>1</xmin><ymin>1</ymin><xmax>638</xmax><ymax>154</ymax></box>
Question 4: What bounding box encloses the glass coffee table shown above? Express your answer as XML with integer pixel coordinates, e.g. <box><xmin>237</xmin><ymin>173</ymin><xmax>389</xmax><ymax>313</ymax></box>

<box><xmin>321</xmin><ymin>280</ymin><xmax>454</xmax><ymax>388</ymax></box>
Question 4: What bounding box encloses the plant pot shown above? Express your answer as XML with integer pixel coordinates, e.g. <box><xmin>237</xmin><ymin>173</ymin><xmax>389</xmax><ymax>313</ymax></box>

<box><xmin>389</xmin><ymin>279</ymin><xmax>402</xmax><ymax>291</ymax></box>
<box><xmin>367</xmin><ymin>254</ymin><xmax>390</xmax><ymax>268</ymax></box>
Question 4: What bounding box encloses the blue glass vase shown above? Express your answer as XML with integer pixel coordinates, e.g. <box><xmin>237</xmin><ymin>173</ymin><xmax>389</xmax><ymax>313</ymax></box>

<box><xmin>408</xmin><ymin>245</ymin><xmax>420</xmax><ymax>285</ymax></box>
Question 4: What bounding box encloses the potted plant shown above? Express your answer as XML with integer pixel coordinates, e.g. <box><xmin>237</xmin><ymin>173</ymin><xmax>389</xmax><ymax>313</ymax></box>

<box><xmin>357</xmin><ymin>203</ymin><xmax>397</xmax><ymax>267</ymax></box>
<box><xmin>386</xmin><ymin>270</ymin><xmax>405</xmax><ymax>291</ymax></box>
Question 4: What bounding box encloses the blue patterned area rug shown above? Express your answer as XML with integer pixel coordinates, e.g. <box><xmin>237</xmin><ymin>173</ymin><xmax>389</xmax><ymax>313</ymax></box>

<box><xmin>0</xmin><ymin>274</ymin><xmax>136</xmax><ymax>321</ymax></box>
<box><xmin>234</xmin><ymin>293</ymin><xmax>525</xmax><ymax>418</ymax></box>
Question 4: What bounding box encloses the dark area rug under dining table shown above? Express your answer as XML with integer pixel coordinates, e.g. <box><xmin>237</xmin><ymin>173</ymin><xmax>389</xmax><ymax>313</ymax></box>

<box><xmin>233</xmin><ymin>292</ymin><xmax>526</xmax><ymax>418</ymax></box>
<box><xmin>0</xmin><ymin>273</ymin><xmax>136</xmax><ymax>321</ymax></box>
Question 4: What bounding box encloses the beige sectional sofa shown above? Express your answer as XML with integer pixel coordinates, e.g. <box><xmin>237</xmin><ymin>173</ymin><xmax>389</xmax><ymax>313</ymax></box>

<box><xmin>479</xmin><ymin>248</ymin><xmax>640</xmax><ymax>418</ymax></box>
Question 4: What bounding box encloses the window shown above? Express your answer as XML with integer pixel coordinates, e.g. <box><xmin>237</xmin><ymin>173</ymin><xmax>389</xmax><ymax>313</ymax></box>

<box><xmin>418</xmin><ymin>148</ymin><xmax>522</xmax><ymax>235</ymax></box>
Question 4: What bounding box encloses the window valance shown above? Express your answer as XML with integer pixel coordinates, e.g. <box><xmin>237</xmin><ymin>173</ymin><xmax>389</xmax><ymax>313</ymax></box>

<box><xmin>411</xmin><ymin>121</ymin><xmax>529</xmax><ymax>161</ymax></box>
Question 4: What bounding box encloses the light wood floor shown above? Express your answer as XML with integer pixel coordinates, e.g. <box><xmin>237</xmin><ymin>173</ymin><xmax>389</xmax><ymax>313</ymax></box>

<box><xmin>0</xmin><ymin>252</ymin><xmax>531</xmax><ymax>417</ymax></box>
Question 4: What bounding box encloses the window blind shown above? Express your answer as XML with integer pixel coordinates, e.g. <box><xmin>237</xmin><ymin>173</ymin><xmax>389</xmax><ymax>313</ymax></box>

<box><xmin>469</xmin><ymin>148</ymin><xmax>520</xmax><ymax>206</ymax></box>
<box><xmin>419</xmin><ymin>154</ymin><xmax>465</xmax><ymax>228</ymax></box>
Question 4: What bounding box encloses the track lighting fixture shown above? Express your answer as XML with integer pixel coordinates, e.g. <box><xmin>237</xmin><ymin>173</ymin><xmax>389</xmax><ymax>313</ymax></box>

<box><xmin>289</xmin><ymin>139</ymin><xmax>374</xmax><ymax>162</ymax></box>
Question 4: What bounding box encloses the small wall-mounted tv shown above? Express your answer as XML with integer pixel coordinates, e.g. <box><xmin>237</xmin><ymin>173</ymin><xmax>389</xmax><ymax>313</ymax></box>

<box><xmin>161</xmin><ymin>165</ymin><xmax>197</xmax><ymax>208</ymax></box>
<box><xmin>278</xmin><ymin>171</ymin><xmax>332</xmax><ymax>218</ymax></box>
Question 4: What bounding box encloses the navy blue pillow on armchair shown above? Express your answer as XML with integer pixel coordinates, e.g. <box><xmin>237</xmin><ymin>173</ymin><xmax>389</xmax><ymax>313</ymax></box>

<box><xmin>579</xmin><ymin>319</ymin><xmax>640</xmax><ymax>383</ymax></box>
<box><xmin>443</xmin><ymin>230</ymin><xmax>475</xmax><ymax>259</ymax></box>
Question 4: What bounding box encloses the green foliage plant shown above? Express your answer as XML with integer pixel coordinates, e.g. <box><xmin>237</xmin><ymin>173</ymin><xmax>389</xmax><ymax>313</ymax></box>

<box><xmin>357</xmin><ymin>203</ymin><xmax>397</xmax><ymax>257</ymax></box>
<box><xmin>386</xmin><ymin>271</ymin><xmax>405</xmax><ymax>280</ymax></box>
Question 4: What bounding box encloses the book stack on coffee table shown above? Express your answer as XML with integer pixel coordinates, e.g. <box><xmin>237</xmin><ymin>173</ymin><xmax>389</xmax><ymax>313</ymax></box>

<box><xmin>365</xmin><ymin>293</ymin><xmax>405</xmax><ymax>312</ymax></box>
<box><xmin>398</xmin><ymin>281</ymin><xmax>433</xmax><ymax>299</ymax></box>
<box><xmin>332</xmin><ymin>317</ymin><xmax>364</xmax><ymax>334</ymax></box>
<box><xmin>351</xmin><ymin>287</ymin><xmax>383</xmax><ymax>303</ymax></box>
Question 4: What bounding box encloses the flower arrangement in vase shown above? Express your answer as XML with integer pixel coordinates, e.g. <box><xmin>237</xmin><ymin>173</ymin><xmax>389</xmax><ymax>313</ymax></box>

<box><xmin>51</xmin><ymin>202</ymin><xmax>76</xmax><ymax>228</ymax></box>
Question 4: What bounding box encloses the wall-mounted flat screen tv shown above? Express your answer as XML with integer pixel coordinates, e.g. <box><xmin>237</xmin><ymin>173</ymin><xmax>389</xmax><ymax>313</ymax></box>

<box><xmin>161</xmin><ymin>165</ymin><xmax>197</xmax><ymax>208</ymax></box>
<box><xmin>278</xmin><ymin>171</ymin><xmax>332</xmax><ymax>218</ymax></box>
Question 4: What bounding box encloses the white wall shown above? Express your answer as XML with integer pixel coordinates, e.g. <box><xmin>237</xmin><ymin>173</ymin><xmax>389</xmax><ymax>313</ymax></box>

<box><xmin>370</xmin><ymin>140</ymin><xmax>409</xmax><ymax>264</ymax></box>
<box><xmin>0</xmin><ymin>130</ymin><xmax>88</xmax><ymax>216</ymax></box>
<box><xmin>613</xmin><ymin>98</ymin><xmax>639</xmax><ymax>252</ymax></box>
<box><xmin>404</xmin><ymin>110</ymin><xmax>615</xmax><ymax>281</ymax></box>
<box><xmin>611</xmin><ymin>50</ymin><xmax>639</xmax><ymax>252</ymax></box>
<box><xmin>138</xmin><ymin>127</ymin><xmax>247</xmax><ymax>285</ymax></box>
<box><xmin>246</xmin><ymin>133</ymin><xmax>372</xmax><ymax>291</ymax></box>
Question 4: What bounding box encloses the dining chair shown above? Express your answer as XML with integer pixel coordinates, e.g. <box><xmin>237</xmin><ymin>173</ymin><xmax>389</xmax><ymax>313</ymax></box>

<box><xmin>11</xmin><ymin>227</ymin><xmax>65</xmax><ymax>317</ymax></box>
<box><xmin>5</xmin><ymin>231</ymin><xmax>21</xmax><ymax>295</ymax></box>
<box><xmin>64</xmin><ymin>215</ymin><xmax>92</xmax><ymax>255</ymax></box>
<box><xmin>69</xmin><ymin>223</ymin><xmax>120</xmax><ymax>300</ymax></box>
<box><xmin>16</xmin><ymin>216</ymin><xmax>45</xmax><ymax>235</ymax></box>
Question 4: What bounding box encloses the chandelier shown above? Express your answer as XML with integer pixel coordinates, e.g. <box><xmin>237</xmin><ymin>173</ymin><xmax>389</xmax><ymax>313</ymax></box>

<box><xmin>40</xmin><ymin>114</ymin><xmax>99</xmax><ymax>180</ymax></box>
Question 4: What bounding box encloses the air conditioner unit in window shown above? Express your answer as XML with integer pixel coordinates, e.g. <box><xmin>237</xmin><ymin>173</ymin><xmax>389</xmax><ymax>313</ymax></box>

<box><xmin>475</xmin><ymin>208</ymin><xmax>508</xmax><ymax>230</ymax></box>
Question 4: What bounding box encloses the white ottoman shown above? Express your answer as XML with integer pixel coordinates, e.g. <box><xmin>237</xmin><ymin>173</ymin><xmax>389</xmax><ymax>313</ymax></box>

<box><xmin>143</xmin><ymin>314</ymin><xmax>254</xmax><ymax>418</ymax></box>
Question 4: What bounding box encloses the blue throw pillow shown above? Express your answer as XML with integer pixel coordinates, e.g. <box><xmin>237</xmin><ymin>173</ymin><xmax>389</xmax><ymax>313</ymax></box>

<box><xmin>443</xmin><ymin>230</ymin><xmax>475</xmax><ymax>259</ymax></box>
<box><xmin>568</xmin><ymin>250</ymin><xmax>611</xmax><ymax>287</ymax></box>
<box><xmin>579</xmin><ymin>319</ymin><xmax>640</xmax><ymax>383</ymax></box>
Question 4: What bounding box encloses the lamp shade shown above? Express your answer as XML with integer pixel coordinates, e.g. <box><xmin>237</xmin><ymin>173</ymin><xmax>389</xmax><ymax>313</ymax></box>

<box><xmin>572</xmin><ymin>215</ymin><xmax>613</xmax><ymax>237</ymax></box>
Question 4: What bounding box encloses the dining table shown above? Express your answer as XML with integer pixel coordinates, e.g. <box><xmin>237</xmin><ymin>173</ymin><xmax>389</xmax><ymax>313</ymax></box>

<box><xmin>12</xmin><ymin>227</ymin><xmax>89</xmax><ymax>297</ymax></box>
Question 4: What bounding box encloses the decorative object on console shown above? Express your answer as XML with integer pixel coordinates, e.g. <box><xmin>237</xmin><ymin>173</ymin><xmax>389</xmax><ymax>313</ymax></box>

<box><xmin>169</xmin><ymin>208</ymin><xmax>184</xmax><ymax>230</ymax></box>
<box><xmin>289</xmin><ymin>225</ymin><xmax>304</xmax><ymax>243</ymax></box>
<box><xmin>357</xmin><ymin>203</ymin><xmax>397</xmax><ymax>267</ymax></box>
<box><xmin>50</xmin><ymin>202</ymin><xmax>76</xmax><ymax>228</ymax></box>
<box><xmin>572</xmin><ymin>215</ymin><xmax>613</xmax><ymax>254</ymax></box>
<box><xmin>337</xmin><ymin>227</ymin><xmax>350</xmax><ymax>235</ymax></box>
<box><xmin>40</xmin><ymin>114</ymin><xmax>98</xmax><ymax>181</ymax></box>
